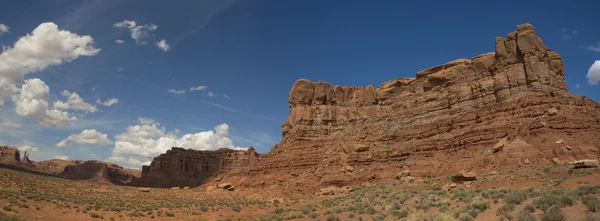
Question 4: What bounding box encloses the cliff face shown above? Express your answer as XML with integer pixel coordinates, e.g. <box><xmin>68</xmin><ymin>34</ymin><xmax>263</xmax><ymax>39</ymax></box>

<box><xmin>61</xmin><ymin>160</ymin><xmax>139</xmax><ymax>184</ymax></box>
<box><xmin>135</xmin><ymin>147</ymin><xmax>259</xmax><ymax>188</ymax></box>
<box><xmin>34</xmin><ymin>159</ymin><xmax>140</xmax><ymax>185</ymax></box>
<box><xmin>243</xmin><ymin>23</ymin><xmax>600</xmax><ymax>187</ymax></box>
<box><xmin>0</xmin><ymin>146</ymin><xmax>35</xmax><ymax>169</ymax></box>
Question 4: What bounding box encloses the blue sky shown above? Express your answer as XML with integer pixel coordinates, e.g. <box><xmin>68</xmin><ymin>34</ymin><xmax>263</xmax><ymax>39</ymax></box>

<box><xmin>0</xmin><ymin>0</ymin><xmax>598</xmax><ymax>168</ymax></box>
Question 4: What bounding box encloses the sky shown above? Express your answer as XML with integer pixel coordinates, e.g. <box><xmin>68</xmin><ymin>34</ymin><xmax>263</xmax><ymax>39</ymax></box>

<box><xmin>0</xmin><ymin>0</ymin><xmax>598</xmax><ymax>169</ymax></box>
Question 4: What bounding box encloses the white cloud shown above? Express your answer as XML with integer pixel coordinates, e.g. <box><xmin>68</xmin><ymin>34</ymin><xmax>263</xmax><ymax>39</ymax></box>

<box><xmin>117</xmin><ymin>67</ymin><xmax>123</xmax><ymax>71</ymax></box>
<box><xmin>0</xmin><ymin>22</ymin><xmax>99</xmax><ymax>122</ymax></box>
<box><xmin>0</xmin><ymin>24</ymin><xmax>9</xmax><ymax>35</ymax></box>
<box><xmin>53</xmin><ymin>90</ymin><xmax>97</xmax><ymax>113</ymax></box>
<box><xmin>223</xmin><ymin>94</ymin><xmax>230</xmax><ymax>99</ymax></box>
<box><xmin>189</xmin><ymin>86</ymin><xmax>206</xmax><ymax>92</ymax></box>
<box><xmin>115</xmin><ymin>39</ymin><xmax>124</xmax><ymax>44</ymax></box>
<box><xmin>56</xmin><ymin>129</ymin><xmax>112</xmax><ymax>147</ymax></box>
<box><xmin>54</xmin><ymin>155</ymin><xmax>69</xmax><ymax>160</ymax></box>
<box><xmin>0</xmin><ymin>119</ymin><xmax>21</xmax><ymax>128</ymax></box>
<box><xmin>0</xmin><ymin>22</ymin><xmax>100</xmax><ymax>86</ymax></box>
<box><xmin>588</xmin><ymin>60</ymin><xmax>600</xmax><ymax>85</ymax></box>
<box><xmin>113</xmin><ymin>20</ymin><xmax>157</xmax><ymax>45</ymax></box>
<box><xmin>156</xmin><ymin>39</ymin><xmax>169</xmax><ymax>52</ymax></box>
<box><xmin>576</xmin><ymin>84</ymin><xmax>580</xmax><ymax>88</ymax></box>
<box><xmin>583</xmin><ymin>43</ymin><xmax>600</xmax><ymax>52</ymax></box>
<box><xmin>96</xmin><ymin>98</ymin><xmax>119</xmax><ymax>106</ymax></box>
<box><xmin>18</xmin><ymin>145</ymin><xmax>39</xmax><ymax>153</ymax></box>
<box><xmin>168</xmin><ymin>89</ymin><xmax>186</xmax><ymax>94</ymax></box>
<box><xmin>14</xmin><ymin>79</ymin><xmax>77</xmax><ymax>127</ymax></box>
<box><xmin>137</xmin><ymin>117</ymin><xmax>157</xmax><ymax>125</ymax></box>
<box><xmin>107</xmin><ymin>120</ymin><xmax>244</xmax><ymax>168</ymax></box>
<box><xmin>207</xmin><ymin>91</ymin><xmax>216</xmax><ymax>97</ymax></box>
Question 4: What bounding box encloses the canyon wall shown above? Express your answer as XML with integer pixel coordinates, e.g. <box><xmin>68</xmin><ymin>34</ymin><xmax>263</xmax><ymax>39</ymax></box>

<box><xmin>134</xmin><ymin>147</ymin><xmax>259</xmax><ymax>188</ymax></box>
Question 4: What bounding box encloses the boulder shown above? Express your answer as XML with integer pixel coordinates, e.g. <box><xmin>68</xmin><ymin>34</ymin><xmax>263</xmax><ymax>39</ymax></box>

<box><xmin>319</xmin><ymin>186</ymin><xmax>353</xmax><ymax>195</ymax></box>
<box><xmin>452</xmin><ymin>171</ymin><xmax>477</xmax><ymax>182</ymax></box>
<box><xmin>217</xmin><ymin>182</ymin><xmax>234</xmax><ymax>190</ymax></box>
<box><xmin>552</xmin><ymin>158</ymin><xmax>562</xmax><ymax>165</ymax></box>
<box><xmin>171</xmin><ymin>187</ymin><xmax>181</xmax><ymax>190</ymax></box>
<box><xmin>548</xmin><ymin>108</ymin><xmax>558</xmax><ymax>116</ymax></box>
<box><xmin>493</xmin><ymin>138</ymin><xmax>509</xmax><ymax>153</ymax></box>
<box><xmin>395</xmin><ymin>170</ymin><xmax>411</xmax><ymax>180</ymax></box>
<box><xmin>573</xmin><ymin>160</ymin><xmax>600</xmax><ymax>168</ymax></box>
<box><xmin>353</xmin><ymin>144</ymin><xmax>370</xmax><ymax>153</ymax></box>
<box><xmin>137</xmin><ymin>188</ymin><xmax>150</xmax><ymax>192</ymax></box>
<box><xmin>400</xmin><ymin>176</ymin><xmax>415</xmax><ymax>182</ymax></box>
<box><xmin>183</xmin><ymin>186</ymin><xmax>190</xmax><ymax>190</ymax></box>
<box><xmin>524</xmin><ymin>159</ymin><xmax>530</xmax><ymax>164</ymax></box>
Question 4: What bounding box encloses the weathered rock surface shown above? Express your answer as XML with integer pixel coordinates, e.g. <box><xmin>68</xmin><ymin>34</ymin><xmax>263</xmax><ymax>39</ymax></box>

<box><xmin>61</xmin><ymin>160</ymin><xmax>139</xmax><ymax>185</ymax></box>
<box><xmin>241</xmin><ymin>23</ymin><xmax>600</xmax><ymax>188</ymax></box>
<box><xmin>0</xmin><ymin>146</ymin><xmax>35</xmax><ymax>169</ymax></box>
<box><xmin>134</xmin><ymin>147</ymin><xmax>259</xmax><ymax>188</ymax></box>
<box><xmin>573</xmin><ymin>160</ymin><xmax>599</xmax><ymax>168</ymax></box>
<box><xmin>34</xmin><ymin>159</ymin><xmax>85</xmax><ymax>174</ymax></box>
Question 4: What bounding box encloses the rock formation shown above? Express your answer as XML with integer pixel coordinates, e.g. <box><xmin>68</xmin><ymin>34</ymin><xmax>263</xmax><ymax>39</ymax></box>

<box><xmin>0</xmin><ymin>146</ymin><xmax>36</xmax><ymax>169</ymax></box>
<box><xmin>241</xmin><ymin>23</ymin><xmax>600</xmax><ymax>187</ymax></box>
<box><xmin>34</xmin><ymin>159</ymin><xmax>85</xmax><ymax>174</ymax></box>
<box><xmin>61</xmin><ymin>160</ymin><xmax>139</xmax><ymax>184</ymax></box>
<box><xmin>134</xmin><ymin>147</ymin><xmax>259</xmax><ymax>188</ymax></box>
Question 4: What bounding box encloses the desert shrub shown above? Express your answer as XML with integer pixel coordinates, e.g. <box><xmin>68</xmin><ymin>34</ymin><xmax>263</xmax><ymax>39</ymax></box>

<box><xmin>390</xmin><ymin>207</ymin><xmax>409</xmax><ymax>218</ymax></box>
<box><xmin>1</xmin><ymin>206</ymin><xmax>10</xmax><ymax>212</ymax></box>
<box><xmin>458</xmin><ymin>214</ymin><xmax>474</xmax><ymax>221</ymax></box>
<box><xmin>540</xmin><ymin>206</ymin><xmax>565</xmax><ymax>221</ymax></box>
<box><xmin>574</xmin><ymin>213</ymin><xmax>600</xmax><ymax>221</ymax></box>
<box><xmin>582</xmin><ymin>196</ymin><xmax>600</xmax><ymax>212</ymax></box>
<box><xmin>576</xmin><ymin>186</ymin><xmax>600</xmax><ymax>197</ymax></box>
<box><xmin>517</xmin><ymin>210</ymin><xmax>537</xmax><ymax>221</ymax></box>
<box><xmin>497</xmin><ymin>204</ymin><xmax>515</xmax><ymax>220</ymax></box>
<box><xmin>0</xmin><ymin>212</ymin><xmax>22</xmax><ymax>221</ymax></box>
<box><xmin>431</xmin><ymin>213</ymin><xmax>454</xmax><ymax>221</ymax></box>
<box><xmin>469</xmin><ymin>196</ymin><xmax>490</xmax><ymax>211</ymax></box>
<box><xmin>523</xmin><ymin>204</ymin><xmax>536</xmax><ymax>213</ymax></box>
<box><xmin>533</xmin><ymin>192</ymin><xmax>575</xmax><ymax>211</ymax></box>
<box><xmin>467</xmin><ymin>208</ymin><xmax>482</xmax><ymax>218</ymax></box>
<box><xmin>505</xmin><ymin>190</ymin><xmax>528</xmax><ymax>205</ymax></box>
<box><xmin>89</xmin><ymin>212</ymin><xmax>101</xmax><ymax>219</ymax></box>
<box><xmin>165</xmin><ymin>211</ymin><xmax>175</xmax><ymax>217</ymax></box>
<box><xmin>325</xmin><ymin>214</ymin><xmax>339</xmax><ymax>221</ymax></box>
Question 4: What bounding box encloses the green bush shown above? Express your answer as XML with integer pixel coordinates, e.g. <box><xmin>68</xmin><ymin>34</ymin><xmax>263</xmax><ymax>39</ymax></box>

<box><xmin>325</xmin><ymin>214</ymin><xmax>339</xmax><ymax>221</ymax></box>
<box><xmin>505</xmin><ymin>190</ymin><xmax>528</xmax><ymax>205</ymax></box>
<box><xmin>575</xmin><ymin>213</ymin><xmax>600</xmax><ymax>221</ymax></box>
<box><xmin>533</xmin><ymin>192</ymin><xmax>575</xmax><ymax>211</ymax></box>
<box><xmin>517</xmin><ymin>210</ymin><xmax>537</xmax><ymax>221</ymax></box>
<box><xmin>469</xmin><ymin>196</ymin><xmax>490</xmax><ymax>211</ymax></box>
<box><xmin>497</xmin><ymin>204</ymin><xmax>515</xmax><ymax>220</ymax></box>
<box><xmin>540</xmin><ymin>206</ymin><xmax>565</xmax><ymax>221</ymax></box>
<box><xmin>89</xmin><ymin>212</ymin><xmax>101</xmax><ymax>219</ymax></box>
<box><xmin>582</xmin><ymin>196</ymin><xmax>600</xmax><ymax>212</ymax></box>
<box><xmin>458</xmin><ymin>214</ymin><xmax>474</xmax><ymax>221</ymax></box>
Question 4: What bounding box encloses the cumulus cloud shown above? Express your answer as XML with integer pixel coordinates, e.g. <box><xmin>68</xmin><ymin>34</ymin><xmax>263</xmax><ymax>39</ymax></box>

<box><xmin>54</xmin><ymin>155</ymin><xmax>69</xmax><ymax>160</ymax></box>
<box><xmin>14</xmin><ymin>79</ymin><xmax>77</xmax><ymax>127</ymax></box>
<box><xmin>207</xmin><ymin>91</ymin><xmax>216</xmax><ymax>97</ymax></box>
<box><xmin>0</xmin><ymin>22</ymin><xmax>100</xmax><ymax>86</ymax></box>
<box><xmin>113</xmin><ymin>20</ymin><xmax>157</xmax><ymax>44</ymax></box>
<box><xmin>168</xmin><ymin>89</ymin><xmax>186</xmax><ymax>94</ymax></box>
<box><xmin>96</xmin><ymin>98</ymin><xmax>119</xmax><ymax>106</ymax></box>
<box><xmin>0</xmin><ymin>119</ymin><xmax>21</xmax><ymax>128</ymax></box>
<box><xmin>0</xmin><ymin>24</ymin><xmax>9</xmax><ymax>35</ymax></box>
<box><xmin>189</xmin><ymin>86</ymin><xmax>206</xmax><ymax>92</ymax></box>
<box><xmin>56</xmin><ymin>129</ymin><xmax>112</xmax><ymax>147</ymax></box>
<box><xmin>107</xmin><ymin>119</ymin><xmax>244</xmax><ymax>168</ymax></box>
<box><xmin>0</xmin><ymin>22</ymin><xmax>99</xmax><ymax>124</ymax></box>
<box><xmin>115</xmin><ymin>39</ymin><xmax>124</xmax><ymax>44</ymax></box>
<box><xmin>588</xmin><ymin>60</ymin><xmax>600</xmax><ymax>85</ymax></box>
<box><xmin>53</xmin><ymin>90</ymin><xmax>97</xmax><ymax>113</ymax></box>
<box><xmin>156</xmin><ymin>39</ymin><xmax>169</xmax><ymax>52</ymax></box>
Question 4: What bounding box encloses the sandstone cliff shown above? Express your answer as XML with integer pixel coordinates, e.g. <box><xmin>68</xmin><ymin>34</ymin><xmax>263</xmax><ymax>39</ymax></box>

<box><xmin>0</xmin><ymin>146</ymin><xmax>36</xmax><ymax>169</ymax></box>
<box><xmin>135</xmin><ymin>147</ymin><xmax>259</xmax><ymax>188</ymax></box>
<box><xmin>241</xmin><ymin>23</ymin><xmax>600</xmax><ymax>188</ymax></box>
<box><xmin>34</xmin><ymin>159</ymin><xmax>140</xmax><ymax>185</ymax></box>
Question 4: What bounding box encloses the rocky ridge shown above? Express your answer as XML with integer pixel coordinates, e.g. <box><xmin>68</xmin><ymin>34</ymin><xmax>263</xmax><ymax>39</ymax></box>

<box><xmin>236</xmin><ymin>23</ymin><xmax>600</xmax><ymax>188</ymax></box>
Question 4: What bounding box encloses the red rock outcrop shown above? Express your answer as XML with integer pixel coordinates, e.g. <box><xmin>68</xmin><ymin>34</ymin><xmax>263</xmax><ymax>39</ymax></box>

<box><xmin>242</xmin><ymin>23</ymin><xmax>600</xmax><ymax>188</ymax></box>
<box><xmin>0</xmin><ymin>146</ymin><xmax>36</xmax><ymax>169</ymax></box>
<box><xmin>61</xmin><ymin>160</ymin><xmax>139</xmax><ymax>184</ymax></box>
<box><xmin>34</xmin><ymin>159</ymin><xmax>85</xmax><ymax>174</ymax></box>
<box><xmin>135</xmin><ymin>147</ymin><xmax>259</xmax><ymax>188</ymax></box>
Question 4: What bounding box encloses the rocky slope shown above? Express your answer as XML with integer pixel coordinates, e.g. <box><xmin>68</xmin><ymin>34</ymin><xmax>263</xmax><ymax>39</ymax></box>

<box><xmin>34</xmin><ymin>159</ymin><xmax>85</xmax><ymax>174</ymax></box>
<box><xmin>236</xmin><ymin>23</ymin><xmax>600</xmax><ymax>188</ymax></box>
<box><xmin>134</xmin><ymin>147</ymin><xmax>259</xmax><ymax>188</ymax></box>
